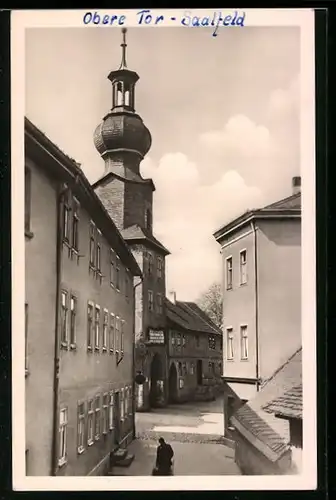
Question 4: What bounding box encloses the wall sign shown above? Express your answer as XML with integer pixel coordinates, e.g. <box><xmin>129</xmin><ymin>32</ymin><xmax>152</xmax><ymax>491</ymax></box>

<box><xmin>147</xmin><ymin>329</ymin><xmax>165</xmax><ymax>344</ymax></box>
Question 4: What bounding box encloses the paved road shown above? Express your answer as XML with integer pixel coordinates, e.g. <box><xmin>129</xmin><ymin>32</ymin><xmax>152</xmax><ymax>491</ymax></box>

<box><xmin>113</xmin><ymin>398</ymin><xmax>241</xmax><ymax>476</ymax></box>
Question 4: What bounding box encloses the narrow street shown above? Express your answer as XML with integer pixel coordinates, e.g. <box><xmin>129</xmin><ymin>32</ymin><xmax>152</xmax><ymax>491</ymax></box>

<box><xmin>113</xmin><ymin>398</ymin><xmax>241</xmax><ymax>476</ymax></box>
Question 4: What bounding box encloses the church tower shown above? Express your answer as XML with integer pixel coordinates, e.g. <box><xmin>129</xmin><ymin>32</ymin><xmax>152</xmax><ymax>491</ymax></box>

<box><xmin>93</xmin><ymin>29</ymin><xmax>170</xmax><ymax>411</ymax></box>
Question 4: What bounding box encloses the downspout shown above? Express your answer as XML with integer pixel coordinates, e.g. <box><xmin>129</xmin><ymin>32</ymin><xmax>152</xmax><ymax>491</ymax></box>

<box><xmin>51</xmin><ymin>183</ymin><xmax>68</xmax><ymax>475</ymax></box>
<box><xmin>251</xmin><ymin>220</ymin><xmax>260</xmax><ymax>391</ymax></box>
<box><xmin>132</xmin><ymin>277</ymin><xmax>143</xmax><ymax>439</ymax></box>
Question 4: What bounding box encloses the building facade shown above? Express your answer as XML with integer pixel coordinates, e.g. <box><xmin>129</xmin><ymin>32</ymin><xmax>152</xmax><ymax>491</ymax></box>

<box><xmin>166</xmin><ymin>294</ymin><xmax>223</xmax><ymax>403</ymax></box>
<box><xmin>25</xmin><ymin>118</ymin><xmax>141</xmax><ymax>476</ymax></box>
<box><xmin>92</xmin><ymin>29</ymin><xmax>170</xmax><ymax>411</ymax></box>
<box><xmin>213</xmin><ymin>177</ymin><xmax>302</xmax><ymax>435</ymax></box>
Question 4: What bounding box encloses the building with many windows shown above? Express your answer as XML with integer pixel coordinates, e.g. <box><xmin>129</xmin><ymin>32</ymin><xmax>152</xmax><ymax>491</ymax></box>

<box><xmin>166</xmin><ymin>293</ymin><xmax>223</xmax><ymax>403</ymax></box>
<box><xmin>92</xmin><ymin>29</ymin><xmax>170</xmax><ymax>411</ymax></box>
<box><xmin>25</xmin><ymin>117</ymin><xmax>141</xmax><ymax>476</ymax></box>
<box><xmin>213</xmin><ymin>176</ymin><xmax>302</xmax><ymax>436</ymax></box>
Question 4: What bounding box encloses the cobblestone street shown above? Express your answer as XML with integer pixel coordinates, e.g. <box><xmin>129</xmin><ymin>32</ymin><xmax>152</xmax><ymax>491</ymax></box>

<box><xmin>113</xmin><ymin>399</ymin><xmax>241</xmax><ymax>476</ymax></box>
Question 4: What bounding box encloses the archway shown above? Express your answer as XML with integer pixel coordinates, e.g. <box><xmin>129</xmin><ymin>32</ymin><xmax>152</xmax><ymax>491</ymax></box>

<box><xmin>149</xmin><ymin>353</ymin><xmax>163</xmax><ymax>408</ymax></box>
<box><xmin>168</xmin><ymin>363</ymin><xmax>178</xmax><ymax>403</ymax></box>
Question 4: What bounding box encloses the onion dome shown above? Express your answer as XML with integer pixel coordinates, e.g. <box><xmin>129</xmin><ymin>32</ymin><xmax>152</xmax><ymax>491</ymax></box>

<box><xmin>94</xmin><ymin>28</ymin><xmax>152</xmax><ymax>160</ymax></box>
<box><xmin>94</xmin><ymin>111</ymin><xmax>151</xmax><ymax>159</ymax></box>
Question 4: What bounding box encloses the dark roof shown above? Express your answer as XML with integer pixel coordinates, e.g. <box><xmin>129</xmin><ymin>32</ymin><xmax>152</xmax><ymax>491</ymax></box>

<box><xmin>25</xmin><ymin>117</ymin><xmax>142</xmax><ymax>277</ymax></box>
<box><xmin>213</xmin><ymin>192</ymin><xmax>301</xmax><ymax>242</ymax></box>
<box><xmin>92</xmin><ymin>169</ymin><xmax>155</xmax><ymax>191</ymax></box>
<box><xmin>263</xmin><ymin>384</ymin><xmax>302</xmax><ymax>420</ymax></box>
<box><xmin>121</xmin><ymin>224</ymin><xmax>170</xmax><ymax>255</ymax></box>
<box><xmin>231</xmin><ymin>347</ymin><xmax>302</xmax><ymax>462</ymax></box>
<box><xmin>166</xmin><ymin>299</ymin><xmax>222</xmax><ymax>336</ymax></box>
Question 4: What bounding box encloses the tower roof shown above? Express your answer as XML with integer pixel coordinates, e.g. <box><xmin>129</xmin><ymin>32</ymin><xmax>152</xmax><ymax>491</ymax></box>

<box><xmin>94</xmin><ymin>28</ymin><xmax>152</xmax><ymax>162</ymax></box>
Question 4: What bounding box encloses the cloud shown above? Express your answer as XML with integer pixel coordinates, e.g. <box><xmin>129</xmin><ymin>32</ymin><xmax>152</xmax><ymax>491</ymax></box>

<box><xmin>200</xmin><ymin>115</ymin><xmax>273</xmax><ymax>160</ymax></box>
<box><xmin>140</xmin><ymin>154</ymin><xmax>262</xmax><ymax>301</ymax></box>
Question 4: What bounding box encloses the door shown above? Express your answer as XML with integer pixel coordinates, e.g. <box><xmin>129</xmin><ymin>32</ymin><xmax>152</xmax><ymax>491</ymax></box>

<box><xmin>113</xmin><ymin>391</ymin><xmax>120</xmax><ymax>445</ymax></box>
<box><xmin>196</xmin><ymin>359</ymin><xmax>203</xmax><ymax>386</ymax></box>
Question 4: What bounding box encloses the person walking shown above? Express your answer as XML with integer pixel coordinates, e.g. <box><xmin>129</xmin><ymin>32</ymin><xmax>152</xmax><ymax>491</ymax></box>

<box><xmin>153</xmin><ymin>437</ymin><xmax>174</xmax><ymax>475</ymax></box>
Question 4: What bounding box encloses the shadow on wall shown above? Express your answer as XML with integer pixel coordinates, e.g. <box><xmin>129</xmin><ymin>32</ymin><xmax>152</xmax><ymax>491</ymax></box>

<box><xmin>261</xmin><ymin>221</ymin><xmax>301</xmax><ymax>247</ymax></box>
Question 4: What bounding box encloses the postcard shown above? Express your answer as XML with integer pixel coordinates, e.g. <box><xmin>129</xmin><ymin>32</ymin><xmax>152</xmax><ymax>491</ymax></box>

<box><xmin>11</xmin><ymin>8</ymin><xmax>316</xmax><ymax>491</ymax></box>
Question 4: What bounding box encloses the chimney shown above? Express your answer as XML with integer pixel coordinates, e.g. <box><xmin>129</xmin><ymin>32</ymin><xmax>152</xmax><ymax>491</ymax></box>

<box><xmin>292</xmin><ymin>176</ymin><xmax>301</xmax><ymax>195</ymax></box>
<box><xmin>168</xmin><ymin>291</ymin><xmax>176</xmax><ymax>304</ymax></box>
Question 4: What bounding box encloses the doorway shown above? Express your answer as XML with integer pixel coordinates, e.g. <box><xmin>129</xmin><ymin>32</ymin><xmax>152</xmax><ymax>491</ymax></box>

<box><xmin>196</xmin><ymin>359</ymin><xmax>203</xmax><ymax>386</ymax></box>
<box><xmin>149</xmin><ymin>353</ymin><xmax>163</xmax><ymax>408</ymax></box>
<box><xmin>168</xmin><ymin>363</ymin><xmax>178</xmax><ymax>403</ymax></box>
<box><xmin>113</xmin><ymin>391</ymin><xmax>120</xmax><ymax>445</ymax></box>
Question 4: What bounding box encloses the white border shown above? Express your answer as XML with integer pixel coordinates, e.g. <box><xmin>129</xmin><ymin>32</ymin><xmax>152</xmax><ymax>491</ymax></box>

<box><xmin>11</xmin><ymin>8</ymin><xmax>316</xmax><ymax>491</ymax></box>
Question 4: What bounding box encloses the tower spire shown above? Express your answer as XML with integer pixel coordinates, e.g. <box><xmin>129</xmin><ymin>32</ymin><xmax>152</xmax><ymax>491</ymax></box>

<box><xmin>119</xmin><ymin>27</ymin><xmax>127</xmax><ymax>70</ymax></box>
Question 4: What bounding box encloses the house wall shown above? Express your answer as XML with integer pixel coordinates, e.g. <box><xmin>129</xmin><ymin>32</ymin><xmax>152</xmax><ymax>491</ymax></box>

<box><xmin>234</xmin><ymin>430</ymin><xmax>292</xmax><ymax>475</ymax></box>
<box><xmin>220</xmin><ymin>226</ymin><xmax>257</xmax><ymax>382</ymax></box>
<box><xmin>257</xmin><ymin>219</ymin><xmax>301</xmax><ymax>380</ymax></box>
<box><xmin>167</xmin><ymin>329</ymin><xmax>222</xmax><ymax>403</ymax></box>
<box><xmin>57</xmin><ymin>199</ymin><xmax>135</xmax><ymax>476</ymax></box>
<box><xmin>130</xmin><ymin>243</ymin><xmax>168</xmax><ymax>411</ymax></box>
<box><xmin>25</xmin><ymin>158</ymin><xmax>58</xmax><ymax>476</ymax></box>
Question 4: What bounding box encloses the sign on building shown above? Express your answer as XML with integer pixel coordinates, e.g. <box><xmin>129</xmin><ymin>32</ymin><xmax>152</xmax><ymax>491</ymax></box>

<box><xmin>147</xmin><ymin>329</ymin><xmax>165</xmax><ymax>344</ymax></box>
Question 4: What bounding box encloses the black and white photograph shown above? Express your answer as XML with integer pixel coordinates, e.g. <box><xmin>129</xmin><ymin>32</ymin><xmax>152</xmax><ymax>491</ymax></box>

<box><xmin>12</xmin><ymin>8</ymin><xmax>316</xmax><ymax>490</ymax></box>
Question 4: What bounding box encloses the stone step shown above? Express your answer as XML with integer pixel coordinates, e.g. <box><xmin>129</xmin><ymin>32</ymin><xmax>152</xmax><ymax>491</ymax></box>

<box><xmin>112</xmin><ymin>448</ymin><xmax>128</xmax><ymax>462</ymax></box>
<box><xmin>113</xmin><ymin>452</ymin><xmax>135</xmax><ymax>468</ymax></box>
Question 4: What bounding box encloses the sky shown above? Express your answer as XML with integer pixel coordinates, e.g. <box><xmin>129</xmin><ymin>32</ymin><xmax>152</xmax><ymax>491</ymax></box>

<box><xmin>25</xmin><ymin>26</ymin><xmax>300</xmax><ymax>301</ymax></box>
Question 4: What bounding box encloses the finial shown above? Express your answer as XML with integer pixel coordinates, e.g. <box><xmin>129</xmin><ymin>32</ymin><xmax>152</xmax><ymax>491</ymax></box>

<box><xmin>119</xmin><ymin>27</ymin><xmax>127</xmax><ymax>69</ymax></box>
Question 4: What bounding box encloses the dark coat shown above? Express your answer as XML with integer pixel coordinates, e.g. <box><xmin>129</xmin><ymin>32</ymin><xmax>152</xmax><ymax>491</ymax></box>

<box><xmin>155</xmin><ymin>442</ymin><xmax>174</xmax><ymax>474</ymax></box>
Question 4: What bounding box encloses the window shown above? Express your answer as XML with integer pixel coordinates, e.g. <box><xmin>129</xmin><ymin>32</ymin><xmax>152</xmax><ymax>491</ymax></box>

<box><xmin>63</xmin><ymin>191</ymin><xmax>71</xmax><ymax>243</ymax></box>
<box><xmin>190</xmin><ymin>363</ymin><xmax>195</xmax><ymax>375</ymax></box>
<box><xmin>177</xmin><ymin>333</ymin><xmax>181</xmax><ymax>346</ymax></box>
<box><xmin>103</xmin><ymin>310</ymin><xmax>108</xmax><ymax>350</ymax></box>
<box><xmin>182</xmin><ymin>362</ymin><xmax>187</xmax><ymax>375</ymax></box>
<box><xmin>219</xmin><ymin>362</ymin><xmax>222</xmax><ymax>375</ymax></box>
<box><xmin>115</xmin><ymin>317</ymin><xmax>120</xmax><ymax>353</ymax></box>
<box><xmin>121</xmin><ymin>320</ymin><xmax>125</xmax><ymax>354</ymax></box>
<box><xmin>208</xmin><ymin>335</ymin><xmax>216</xmax><ymax>350</ymax></box>
<box><xmin>196</xmin><ymin>334</ymin><xmax>200</xmax><ymax>347</ymax></box>
<box><xmin>240</xmin><ymin>250</ymin><xmax>247</xmax><ymax>285</ymax></box>
<box><xmin>240</xmin><ymin>325</ymin><xmax>248</xmax><ymax>360</ymax></box>
<box><xmin>25</xmin><ymin>303</ymin><xmax>28</xmax><ymax>372</ymax></box>
<box><xmin>87</xmin><ymin>399</ymin><xmax>94</xmax><ymax>445</ymax></box>
<box><xmin>182</xmin><ymin>334</ymin><xmax>186</xmax><ymax>346</ymax></box>
<box><xmin>110</xmin><ymin>249</ymin><xmax>115</xmax><ymax>286</ymax></box>
<box><xmin>148</xmin><ymin>290</ymin><xmax>154</xmax><ymax>311</ymax></box>
<box><xmin>226</xmin><ymin>328</ymin><xmax>234</xmax><ymax>360</ymax></box>
<box><xmin>87</xmin><ymin>302</ymin><xmax>94</xmax><ymax>349</ymax></box>
<box><xmin>96</xmin><ymin>241</ymin><xmax>101</xmax><ymax>273</ymax></box>
<box><xmin>157</xmin><ymin>256</ymin><xmax>163</xmax><ymax>278</ymax></box>
<box><xmin>157</xmin><ymin>293</ymin><xmax>163</xmax><ymax>315</ymax></box>
<box><xmin>109</xmin><ymin>392</ymin><xmax>114</xmax><ymax>430</ymax></box>
<box><xmin>70</xmin><ymin>296</ymin><xmax>77</xmax><ymax>346</ymax></box>
<box><xmin>116</xmin><ymin>81</ymin><xmax>123</xmax><ymax>105</ymax></box>
<box><xmin>120</xmin><ymin>389</ymin><xmax>125</xmax><ymax>421</ymax></box>
<box><xmin>59</xmin><ymin>408</ymin><xmax>67</xmax><ymax>465</ymax></box>
<box><xmin>94</xmin><ymin>395</ymin><xmax>101</xmax><ymax>440</ymax></box>
<box><xmin>124</xmin><ymin>387</ymin><xmax>129</xmax><ymax>416</ymax></box>
<box><xmin>72</xmin><ymin>199</ymin><xmax>80</xmax><ymax>251</ymax></box>
<box><xmin>226</xmin><ymin>257</ymin><xmax>233</xmax><ymax>290</ymax></box>
<box><xmin>95</xmin><ymin>306</ymin><xmax>100</xmax><ymax>349</ymax></box>
<box><xmin>178</xmin><ymin>362</ymin><xmax>182</xmax><ymax>375</ymax></box>
<box><xmin>109</xmin><ymin>314</ymin><xmax>115</xmax><ymax>352</ymax></box>
<box><xmin>102</xmin><ymin>394</ymin><xmax>109</xmax><ymax>434</ymax></box>
<box><xmin>60</xmin><ymin>291</ymin><xmax>68</xmax><ymax>345</ymax></box>
<box><xmin>89</xmin><ymin>221</ymin><xmax>95</xmax><ymax>267</ymax></box>
<box><xmin>25</xmin><ymin>167</ymin><xmax>32</xmax><ymax>233</ymax></box>
<box><xmin>171</xmin><ymin>334</ymin><xmax>175</xmax><ymax>346</ymax></box>
<box><xmin>116</xmin><ymin>259</ymin><xmax>120</xmax><ymax>290</ymax></box>
<box><xmin>77</xmin><ymin>402</ymin><xmax>85</xmax><ymax>453</ymax></box>
<box><xmin>148</xmin><ymin>253</ymin><xmax>153</xmax><ymax>275</ymax></box>
<box><xmin>125</xmin><ymin>274</ymin><xmax>129</xmax><ymax>300</ymax></box>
